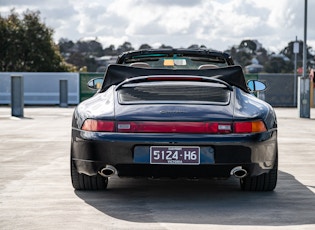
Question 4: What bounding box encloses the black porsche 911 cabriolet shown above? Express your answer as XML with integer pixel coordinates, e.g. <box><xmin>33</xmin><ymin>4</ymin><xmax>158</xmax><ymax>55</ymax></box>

<box><xmin>71</xmin><ymin>49</ymin><xmax>278</xmax><ymax>191</ymax></box>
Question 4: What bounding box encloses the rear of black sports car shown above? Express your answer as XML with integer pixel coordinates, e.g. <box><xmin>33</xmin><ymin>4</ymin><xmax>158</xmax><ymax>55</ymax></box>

<box><xmin>71</xmin><ymin>64</ymin><xmax>278</xmax><ymax>192</ymax></box>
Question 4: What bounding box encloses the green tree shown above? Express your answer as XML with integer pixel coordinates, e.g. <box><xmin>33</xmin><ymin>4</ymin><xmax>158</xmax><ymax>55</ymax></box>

<box><xmin>256</xmin><ymin>47</ymin><xmax>269</xmax><ymax>66</ymax></box>
<box><xmin>159</xmin><ymin>44</ymin><xmax>173</xmax><ymax>49</ymax></box>
<box><xmin>58</xmin><ymin>38</ymin><xmax>75</xmax><ymax>54</ymax></box>
<box><xmin>139</xmin><ymin>43</ymin><xmax>152</xmax><ymax>50</ymax></box>
<box><xmin>264</xmin><ymin>57</ymin><xmax>294</xmax><ymax>73</ymax></box>
<box><xmin>117</xmin><ymin>41</ymin><xmax>134</xmax><ymax>54</ymax></box>
<box><xmin>281</xmin><ymin>40</ymin><xmax>314</xmax><ymax>69</ymax></box>
<box><xmin>232</xmin><ymin>50</ymin><xmax>252</xmax><ymax>67</ymax></box>
<box><xmin>76</xmin><ymin>40</ymin><xmax>103</xmax><ymax>56</ymax></box>
<box><xmin>0</xmin><ymin>9</ymin><xmax>71</xmax><ymax>72</ymax></box>
<box><xmin>239</xmin><ymin>40</ymin><xmax>257</xmax><ymax>54</ymax></box>
<box><xmin>103</xmin><ymin>44</ymin><xmax>116</xmax><ymax>55</ymax></box>
<box><xmin>66</xmin><ymin>52</ymin><xmax>85</xmax><ymax>69</ymax></box>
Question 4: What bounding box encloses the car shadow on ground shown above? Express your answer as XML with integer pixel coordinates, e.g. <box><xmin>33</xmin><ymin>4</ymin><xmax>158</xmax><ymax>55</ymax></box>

<box><xmin>75</xmin><ymin>171</ymin><xmax>315</xmax><ymax>226</ymax></box>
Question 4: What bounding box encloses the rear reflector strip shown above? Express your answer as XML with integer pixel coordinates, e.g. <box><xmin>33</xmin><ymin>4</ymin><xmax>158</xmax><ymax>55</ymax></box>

<box><xmin>81</xmin><ymin>119</ymin><xmax>266</xmax><ymax>133</ymax></box>
<box><xmin>117</xmin><ymin>121</ymin><xmax>226</xmax><ymax>134</ymax></box>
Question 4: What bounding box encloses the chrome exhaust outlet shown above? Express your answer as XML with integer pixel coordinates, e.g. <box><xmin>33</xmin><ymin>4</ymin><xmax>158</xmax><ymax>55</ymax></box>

<box><xmin>98</xmin><ymin>165</ymin><xmax>116</xmax><ymax>178</ymax></box>
<box><xmin>230</xmin><ymin>166</ymin><xmax>248</xmax><ymax>179</ymax></box>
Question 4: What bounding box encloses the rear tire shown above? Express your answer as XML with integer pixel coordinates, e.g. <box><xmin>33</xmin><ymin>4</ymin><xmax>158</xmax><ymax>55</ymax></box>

<box><xmin>240</xmin><ymin>156</ymin><xmax>278</xmax><ymax>191</ymax></box>
<box><xmin>71</xmin><ymin>160</ymin><xmax>108</xmax><ymax>190</ymax></box>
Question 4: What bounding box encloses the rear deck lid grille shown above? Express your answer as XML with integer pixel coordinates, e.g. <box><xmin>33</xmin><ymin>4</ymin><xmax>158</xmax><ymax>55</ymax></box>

<box><xmin>118</xmin><ymin>82</ymin><xmax>230</xmax><ymax>104</ymax></box>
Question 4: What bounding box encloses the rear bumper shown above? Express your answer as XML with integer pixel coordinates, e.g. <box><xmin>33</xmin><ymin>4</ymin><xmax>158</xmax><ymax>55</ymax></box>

<box><xmin>71</xmin><ymin>129</ymin><xmax>277</xmax><ymax>178</ymax></box>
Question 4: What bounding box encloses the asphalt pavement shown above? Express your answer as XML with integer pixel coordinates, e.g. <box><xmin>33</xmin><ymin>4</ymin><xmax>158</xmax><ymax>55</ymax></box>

<box><xmin>0</xmin><ymin>106</ymin><xmax>315</xmax><ymax>230</ymax></box>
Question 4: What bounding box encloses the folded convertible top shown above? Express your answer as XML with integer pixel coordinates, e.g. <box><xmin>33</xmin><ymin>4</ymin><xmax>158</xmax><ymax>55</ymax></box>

<box><xmin>100</xmin><ymin>64</ymin><xmax>249</xmax><ymax>93</ymax></box>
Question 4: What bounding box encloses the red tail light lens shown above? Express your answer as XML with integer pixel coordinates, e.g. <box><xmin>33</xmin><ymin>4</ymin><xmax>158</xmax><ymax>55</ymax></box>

<box><xmin>117</xmin><ymin>121</ymin><xmax>232</xmax><ymax>134</ymax></box>
<box><xmin>118</xmin><ymin>121</ymin><xmax>203</xmax><ymax>133</ymax></box>
<box><xmin>81</xmin><ymin>119</ymin><xmax>115</xmax><ymax>132</ymax></box>
<box><xmin>81</xmin><ymin>119</ymin><xmax>266</xmax><ymax>134</ymax></box>
<box><xmin>234</xmin><ymin>121</ymin><xmax>266</xmax><ymax>133</ymax></box>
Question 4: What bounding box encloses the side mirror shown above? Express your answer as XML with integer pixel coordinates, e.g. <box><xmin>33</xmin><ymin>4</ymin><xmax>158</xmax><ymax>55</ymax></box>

<box><xmin>247</xmin><ymin>80</ymin><xmax>266</xmax><ymax>92</ymax></box>
<box><xmin>87</xmin><ymin>78</ymin><xmax>103</xmax><ymax>90</ymax></box>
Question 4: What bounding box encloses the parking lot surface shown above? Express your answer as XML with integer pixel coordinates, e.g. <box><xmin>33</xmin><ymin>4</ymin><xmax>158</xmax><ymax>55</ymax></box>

<box><xmin>0</xmin><ymin>107</ymin><xmax>315</xmax><ymax>230</ymax></box>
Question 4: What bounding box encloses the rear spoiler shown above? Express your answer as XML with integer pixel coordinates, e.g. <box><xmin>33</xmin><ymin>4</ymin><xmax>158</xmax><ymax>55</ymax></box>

<box><xmin>115</xmin><ymin>75</ymin><xmax>234</xmax><ymax>91</ymax></box>
<box><xmin>100</xmin><ymin>64</ymin><xmax>249</xmax><ymax>93</ymax></box>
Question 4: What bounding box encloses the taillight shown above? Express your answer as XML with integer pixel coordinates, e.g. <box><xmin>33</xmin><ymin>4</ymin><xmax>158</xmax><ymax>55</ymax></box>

<box><xmin>81</xmin><ymin>119</ymin><xmax>115</xmax><ymax>132</ymax></box>
<box><xmin>233</xmin><ymin>121</ymin><xmax>266</xmax><ymax>133</ymax></box>
<box><xmin>81</xmin><ymin>119</ymin><xmax>266</xmax><ymax>134</ymax></box>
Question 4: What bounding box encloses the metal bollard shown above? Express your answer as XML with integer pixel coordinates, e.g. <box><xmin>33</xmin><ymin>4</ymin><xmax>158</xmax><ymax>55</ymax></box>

<box><xmin>298</xmin><ymin>76</ymin><xmax>310</xmax><ymax>118</ymax></box>
<box><xmin>59</xmin><ymin>80</ymin><xmax>68</xmax><ymax>107</ymax></box>
<box><xmin>11</xmin><ymin>75</ymin><xmax>24</xmax><ymax>117</ymax></box>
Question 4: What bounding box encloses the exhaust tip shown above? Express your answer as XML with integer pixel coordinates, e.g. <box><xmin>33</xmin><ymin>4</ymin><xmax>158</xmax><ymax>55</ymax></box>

<box><xmin>230</xmin><ymin>166</ymin><xmax>248</xmax><ymax>179</ymax></box>
<box><xmin>98</xmin><ymin>165</ymin><xmax>116</xmax><ymax>178</ymax></box>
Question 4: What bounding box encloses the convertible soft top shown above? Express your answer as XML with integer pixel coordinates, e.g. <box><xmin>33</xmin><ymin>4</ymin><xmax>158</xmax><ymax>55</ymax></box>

<box><xmin>100</xmin><ymin>64</ymin><xmax>249</xmax><ymax>93</ymax></box>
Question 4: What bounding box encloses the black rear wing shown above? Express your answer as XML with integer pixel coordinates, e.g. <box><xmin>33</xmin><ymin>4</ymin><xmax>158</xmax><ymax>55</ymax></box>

<box><xmin>100</xmin><ymin>64</ymin><xmax>248</xmax><ymax>93</ymax></box>
<box><xmin>115</xmin><ymin>75</ymin><xmax>234</xmax><ymax>91</ymax></box>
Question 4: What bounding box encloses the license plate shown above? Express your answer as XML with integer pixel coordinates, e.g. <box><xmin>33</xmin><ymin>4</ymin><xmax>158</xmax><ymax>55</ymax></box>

<box><xmin>150</xmin><ymin>146</ymin><xmax>200</xmax><ymax>165</ymax></box>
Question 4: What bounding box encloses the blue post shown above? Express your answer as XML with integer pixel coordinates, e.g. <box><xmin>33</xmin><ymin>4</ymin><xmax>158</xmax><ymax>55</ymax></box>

<box><xmin>59</xmin><ymin>80</ymin><xmax>68</xmax><ymax>107</ymax></box>
<box><xmin>11</xmin><ymin>75</ymin><xmax>24</xmax><ymax>117</ymax></box>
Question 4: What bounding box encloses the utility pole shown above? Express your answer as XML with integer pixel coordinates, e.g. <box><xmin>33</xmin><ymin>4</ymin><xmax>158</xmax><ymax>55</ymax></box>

<box><xmin>299</xmin><ymin>0</ymin><xmax>310</xmax><ymax>118</ymax></box>
<box><xmin>293</xmin><ymin>36</ymin><xmax>299</xmax><ymax>107</ymax></box>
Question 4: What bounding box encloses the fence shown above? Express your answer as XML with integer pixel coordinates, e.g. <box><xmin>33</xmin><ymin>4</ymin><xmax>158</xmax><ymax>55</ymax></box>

<box><xmin>0</xmin><ymin>72</ymin><xmax>79</xmax><ymax>105</ymax></box>
<box><xmin>0</xmin><ymin>72</ymin><xmax>313</xmax><ymax>107</ymax></box>
<box><xmin>258</xmin><ymin>74</ymin><xmax>296</xmax><ymax>107</ymax></box>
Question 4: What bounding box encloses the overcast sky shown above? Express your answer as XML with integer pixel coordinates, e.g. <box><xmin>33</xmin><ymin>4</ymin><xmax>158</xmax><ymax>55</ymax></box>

<box><xmin>1</xmin><ymin>0</ymin><xmax>314</xmax><ymax>53</ymax></box>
